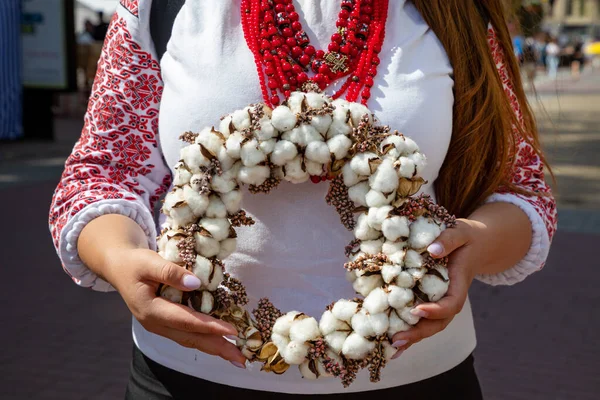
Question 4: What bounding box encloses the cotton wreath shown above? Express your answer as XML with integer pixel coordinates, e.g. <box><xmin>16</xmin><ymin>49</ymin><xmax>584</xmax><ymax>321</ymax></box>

<box><xmin>157</xmin><ymin>86</ymin><xmax>455</xmax><ymax>386</ymax></box>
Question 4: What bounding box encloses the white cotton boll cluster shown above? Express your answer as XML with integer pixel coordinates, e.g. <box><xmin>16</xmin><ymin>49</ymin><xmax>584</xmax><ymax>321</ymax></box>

<box><xmin>419</xmin><ymin>265</ymin><xmax>450</xmax><ymax>302</ymax></box>
<box><xmin>192</xmin><ymin>255</ymin><xmax>223</xmax><ymax>291</ymax></box>
<box><xmin>240</xmin><ymin>139</ymin><xmax>267</xmax><ymax>166</ymax></box>
<box><xmin>180</xmin><ymin>144</ymin><xmax>210</xmax><ymax>173</ymax></box>
<box><xmin>217</xmin><ymin>237</ymin><xmax>237</xmax><ymax>259</ymax></box>
<box><xmin>199</xmin><ymin>218</ymin><xmax>230</xmax><ymax>241</ymax></box>
<box><xmin>404</xmin><ymin>249</ymin><xmax>423</xmax><ymax>269</ymax></box>
<box><xmin>367</xmin><ymin>206</ymin><xmax>393</xmax><ymax>230</ymax></box>
<box><xmin>350</xmin><ymin>152</ymin><xmax>379</xmax><ymax>176</ymax></box>
<box><xmin>195</xmin><ymin>127</ymin><xmax>225</xmax><ymax>156</ymax></box>
<box><xmin>387</xmin><ymin>285</ymin><xmax>414</xmax><ymax>309</ymax></box>
<box><xmin>348</xmin><ymin>181</ymin><xmax>370</xmax><ymax>207</ymax></box>
<box><xmin>342</xmin><ymin>333</ymin><xmax>375</xmax><ymax>360</ymax></box>
<box><xmin>194</xmin><ymin>232</ymin><xmax>220</xmax><ymax>258</ymax></box>
<box><xmin>284</xmin><ymin>156</ymin><xmax>310</xmax><ymax>183</ymax></box>
<box><xmin>183</xmin><ymin>185</ymin><xmax>209</xmax><ymax>216</ymax></box>
<box><xmin>348</xmin><ymin>103</ymin><xmax>373</xmax><ymax>126</ymax></box>
<box><xmin>282</xmin><ymin>125</ymin><xmax>323</xmax><ymax>148</ymax></box>
<box><xmin>231</xmin><ymin>107</ymin><xmax>252</xmax><ymax>131</ymax></box>
<box><xmin>327</xmin><ymin>134</ymin><xmax>353</xmax><ymax>160</ymax></box>
<box><xmin>271</xmin><ymin>105</ymin><xmax>297</xmax><ymax>131</ymax></box>
<box><xmin>219</xmin><ymin>115</ymin><xmax>234</xmax><ymax>138</ymax></box>
<box><xmin>271</xmin><ymin>312</ymin><xmax>319</xmax><ymax>365</ymax></box>
<box><xmin>382</xmin><ymin>216</ymin><xmax>410</xmax><ymax>241</ymax></box>
<box><xmin>225</xmin><ymin>132</ymin><xmax>245</xmax><ymax>159</ymax></box>
<box><xmin>255</xmin><ymin>117</ymin><xmax>276</xmax><ymax>142</ymax></box>
<box><xmin>287</xmin><ymin>92</ymin><xmax>305</xmax><ymax>114</ymax></box>
<box><xmin>160</xmin><ymin>233</ymin><xmax>184</xmax><ymax>263</ymax></box>
<box><xmin>388</xmin><ymin>309</ymin><xmax>411</xmax><ymax>337</ymax></box>
<box><xmin>368</xmin><ymin>158</ymin><xmax>399</xmax><ymax>193</ymax></box>
<box><xmin>211</xmin><ymin>169</ymin><xmax>237</xmax><ymax>194</ymax></box>
<box><xmin>199</xmin><ymin>291</ymin><xmax>215</xmax><ymax>314</ymax></box>
<box><xmin>408</xmin><ymin>216</ymin><xmax>443</xmax><ymax>250</ymax></box>
<box><xmin>283</xmin><ymin>341</ymin><xmax>310</xmax><ymax>365</ymax></box>
<box><xmin>354</xmin><ymin>213</ymin><xmax>381</xmax><ymax>241</ymax></box>
<box><xmin>365</xmin><ymin>189</ymin><xmax>396</xmax><ymax>207</ymax></box>
<box><xmin>397</xmin><ymin>156</ymin><xmax>416</xmax><ymax>179</ymax></box>
<box><xmin>381</xmin><ymin>263</ymin><xmax>402</xmax><ymax>284</ymax></box>
<box><xmin>238</xmin><ymin>165</ymin><xmax>270</xmax><ymax>186</ymax></box>
<box><xmin>305</xmin><ymin>141</ymin><xmax>331</xmax><ymax>164</ymax></box>
<box><xmin>270</xmin><ymin>140</ymin><xmax>298</xmax><ymax>166</ymax></box>
<box><xmin>259</xmin><ymin>138</ymin><xmax>276</xmax><ymax>155</ymax></box>
<box><xmin>160</xmin><ymin>286</ymin><xmax>183</xmax><ymax>303</ymax></box>
<box><xmin>289</xmin><ymin>316</ymin><xmax>320</xmax><ymax>343</ymax></box>
<box><xmin>331</xmin><ymin>300</ymin><xmax>360</xmax><ymax>322</ymax></box>
<box><xmin>363</xmin><ymin>287</ymin><xmax>389</xmax><ymax>314</ymax></box>
<box><xmin>360</xmin><ymin>239</ymin><xmax>383</xmax><ymax>255</ymax></box>
<box><xmin>173</xmin><ymin>166</ymin><xmax>192</xmax><ymax>187</ymax></box>
<box><xmin>206</xmin><ymin>195</ymin><xmax>227</xmax><ymax>218</ymax></box>
<box><xmin>353</xmin><ymin>274</ymin><xmax>384</xmax><ymax>297</ymax></box>
<box><xmin>400</xmin><ymin>306</ymin><xmax>421</xmax><ymax>326</ymax></box>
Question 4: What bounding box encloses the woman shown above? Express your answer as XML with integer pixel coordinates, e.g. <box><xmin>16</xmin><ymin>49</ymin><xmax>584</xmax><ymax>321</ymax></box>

<box><xmin>49</xmin><ymin>0</ymin><xmax>556</xmax><ymax>398</ymax></box>
<box><xmin>546</xmin><ymin>37</ymin><xmax>561</xmax><ymax>79</ymax></box>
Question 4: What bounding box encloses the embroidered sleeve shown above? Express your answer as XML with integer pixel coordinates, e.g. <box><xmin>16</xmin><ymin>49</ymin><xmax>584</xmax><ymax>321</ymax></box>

<box><xmin>49</xmin><ymin>1</ymin><xmax>172</xmax><ymax>291</ymax></box>
<box><xmin>476</xmin><ymin>26</ymin><xmax>558</xmax><ymax>286</ymax></box>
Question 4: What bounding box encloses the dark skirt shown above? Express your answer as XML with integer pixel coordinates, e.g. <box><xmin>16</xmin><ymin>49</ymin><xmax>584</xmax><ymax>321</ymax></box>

<box><xmin>125</xmin><ymin>345</ymin><xmax>483</xmax><ymax>399</ymax></box>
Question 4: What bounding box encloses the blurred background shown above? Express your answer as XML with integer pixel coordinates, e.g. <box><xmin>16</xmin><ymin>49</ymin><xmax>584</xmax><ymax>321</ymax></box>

<box><xmin>0</xmin><ymin>0</ymin><xmax>599</xmax><ymax>399</ymax></box>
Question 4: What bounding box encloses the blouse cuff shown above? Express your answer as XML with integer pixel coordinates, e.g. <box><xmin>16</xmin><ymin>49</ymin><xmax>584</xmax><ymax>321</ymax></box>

<box><xmin>59</xmin><ymin>199</ymin><xmax>158</xmax><ymax>292</ymax></box>
<box><xmin>475</xmin><ymin>192</ymin><xmax>550</xmax><ymax>286</ymax></box>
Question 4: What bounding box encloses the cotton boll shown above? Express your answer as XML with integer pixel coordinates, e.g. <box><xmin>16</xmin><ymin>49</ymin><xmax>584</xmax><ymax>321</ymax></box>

<box><xmin>403</xmin><ymin>136</ymin><xmax>419</xmax><ymax>154</ymax></box>
<box><xmin>217</xmin><ymin>238</ymin><xmax>237</xmax><ymax>260</ymax></box>
<box><xmin>346</xmin><ymin>269</ymin><xmax>358</xmax><ymax>283</ymax></box>
<box><xmin>273</xmin><ymin>311</ymin><xmax>302</xmax><ymax>337</ymax></box>
<box><xmin>387</xmin><ymin>285</ymin><xmax>414</xmax><ymax>309</ymax></box>
<box><xmin>283</xmin><ymin>156</ymin><xmax>310</xmax><ymax>183</ymax></box>
<box><xmin>319</xmin><ymin>311</ymin><xmax>349</xmax><ymax>335</ymax></box>
<box><xmin>287</xmin><ymin>92</ymin><xmax>306</xmax><ymax>114</ymax></box>
<box><xmin>419</xmin><ymin>266</ymin><xmax>449</xmax><ymax>302</ymax></box>
<box><xmin>310</xmin><ymin>114</ymin><xmax>333</xmax><ymax>135</ymax></box>
<box><xmin>360</xmin><ymin>239</ymin><xmax>384</xmax><ymax>255</ymax></box>
<box><xmin>170</xmin><ymin>203</ymin><xmax>195</xmax><ymax>227</ymax></box>
<box><xmin>305</xmin><ymin>92</ymin><xmax>328</xmax><ymax>109</ymax></box>
<box><xmin>199</xmin><ymin>218</ymin><xmax>231</xmax><ymax>241</ymax></box>
<box><xmin>283</xmin><ymin>341</ymin><xmax>310</xmax><ymax>365</ymax></box>
<box><xmin>370</xmin><ymin>313</ymin><xmax>390</xmax><ymax>336</ymax></box>
<box><xmin>163</xmin><ymin>188</ymin><xmax>185</xmax><ymax>214</ymax></box>
<box><xmin>217</xmin><ymin>146</ymin><xmax>235</xmax><ymax>172</ymax></box>
<box><xmin>409</xmin><ymin>152</ymin><xmax>427</xmax><ymax>176</ymax></box>
<box><xmin>397</xmin><ymin>156</ymin><xmax>416</xmax><ymax>178</ymax></box>
<box><xmin>382</xmin><ymin>216</ymin><xmax>410</xmax><ymax>241</ymax></box>
<box><xmin>342</xmin><ymin>333</ymin><xmax>376</xmax><ymax>360</ymax></box>
<box><xmin>305</xmin><ymin>141</ymin><xmax>331</xmax><ymax>164</ymax></box>
<box><xmin>194</xmin><ymin>232</ymin><xmax>220</xmax><ymax>258</ymax></box>
<box><xmin>183</xmin><ymin>185</ymin><xmax>209</xmax><ymax>216</ymax></box>
<box><xmin>225</xmin><ymin>132</ymin><xmax>244</xmax><ymax>159</ymax></box>
<box><xmin>173</xmin><ymin>167</ymin><xmax>192</xmax><ymax>187</ymax></box>
<box><xmin>327</xmin><ymin>134</ymin><xmax>353</xmax><ymax>160</ymax></box>
<box><xmin>289</xmin><ymin>317</ymin><xmax>320</xmax><ymax>343</ymax></box>
<box><xmin>342</xmin><ymin>161</ymin><xmax>361</xmax><ymax>187</ymax></box>
<box><xmin>348</xmin><ymin>102</ymin><xmax>373</xmax><ymax>126</ymax></box>
<box><xmin>200</xmin><ymin>291</ymin><xmax>215</xmax><ymax>314</ymax></box>
<box><xmin>326</xmin><ymin>119</ymin><xmax>352</xmax><ymax>139</ymax></box>
<box><xmin>324</xmin><ymin>331</ymin><xmax>350</xmax><ymax>354</ymax></box>
<box><xmin>299</xmin><ymin>360</ymin><xmax>320</xmax><ymax>380</ymax></box>
<box><xmin>347</xmin><ymin>181</ymin><xmax>369</xmax><ymax>207</ymax></box>
<box><xmin>363</xmin><ymin>287</ymin><xmax>390</xmax><ymax>314</ymax></box>
<box><xmin>351</xmin><ymin>309</ymin><xmax>376</xmax><ymax>337</ymax></box>
<box><xmin>255</xmin><ymin>117</ymin><xmax>276</xmax><ymax>141</ymax></box>
<box><xmin>382</xmin><ymin>341</ymin><xmax>398</xmax><ymax>361</ymax></box>
<box><xmin>231</xmin><ymin>107</ymin><xmax>252</xmax><ymax>131</ymax></box>
<box><xmin>354</xmin><ymin>213</ymin><xmax>381</xmax><ymax>241</ymax></box>
<box><xmin>388</xmin><ymin>250</ymin><xmax>407</xmax><ymax>265</ymax></box>
<box><xmin>160</xmin><ymin>286</ymin><xmax>183</xmax><ymax>303</ymax></box>
<box><xmin>353</xmin><ymin>274</ymin><xmax>384</xmax><ymax>297</ymax></box>
<box><xmin>282</xmin><ymin>124</ymin><xmax>322</xmax><ymax>147</ymax></box>
<box><xmin>220</xmin><ymin>190</ymin><xmax>242</xmax><ymax>214</ymax></box>
<box><xmin>270</xmin><ymin>140</ymin><xmax>298</xmax><ymax>166</ymax></box>
<box><xmin>382</xmin><ymin>240</ymin><xmax>406</xmax><ymax>256</ymax></box>
<box><xmin>350</xmin><ymin>152</ymin><xmax>379</xmax><ymax>176</ymax></box>
<box><xmin>365</xmin><ymin>189</ymin><xmax>395</xmax><ymax>207</ymax></box>
<box><xmin>331</xmin><ymin>300</ymin><xmax>360</xmax><ymax>322</ymax></box>
<box><xmin>396</xmin><ymin>270</ymin><xmax>416</xmax><ymax>288</ymax></box>
<box><xmin>206</xmin><ymin>195</ymin><xmax>227</xmax><ymax>218</ymax></box>
<box><xmin>404</xmin><ymin>249</ymin><xmax>424</xmax><ymax>269</ymax></box>
<box><xmin>211</xmin><ymin>173</ymin><xmax>237</xmax><ymax>194</ymax></box>
<box><xmin>192</xmin><ymin>256</ymin><xmax>213</xmax><ymax>287</ymax></box>
<box><xmin>259</xmin><ymin>138</ymin><xmax>276</xmax><ymax>155</ymax></box>
<box><xmin>400</xmin><ymin>307</ymin><xmax>421</xmax><ymax>326</ymax></box>
<box><xmin>240</xmin><ymin>139</ymin><xmax>267</xmax><ymax>167</ymax></box>
<box><xmin>218</xmin><ymin>115</ymin><xmax>234</xmax><ymax>138</ymax></box>
<box><xmin>271</xmin><ymin>105</ymin><xmax>297</xmax><ymax>131</ymax></box>
<box><xmin>380</xmin><ymin>135</ymin><xmax>406</xmax><ymax>157</ymax></box>
<box><xmin>164</xmin><ymin>235</ymin><xmax>184</xmax><ymax>263</ymax></box>
<box><xmin>368</xmin><ymin>158</ymin><xmax>399</xmax><ymax>194</ymax></box>
<box><xmin>271</xmin><ymin>332</ymin><xmax>290</xmax><ymax>350</ymax></box>
<box><xmin>408</xmin><ymin>216</ymin><xmax>442</xmax><ymax>251</ymax></box>
<box><xmin>196</xmin><ymin>127</ymin><xmax>225</xmax><ymax>156</ymax></box>
<box><xmin>305</xmin><ymin>160</ymin><xmax>323</xmax><ymax>177</ymax></box>
<box><xmin>238</xmin><ymin>165</ymin><xmax>270</xmax><ymax>186</ymax></box>
<box><xmin>181</xmin><ymin>144</ymin><xmax>210</xmax><ymax>173</ymax></box>
<box><xmin>388</xmin><ymin>310</ymin><xmax>411</xmax><ymax>337</ymax></box>
<box><xmin>367</xmin><ymin>206</ymin><xmax>393</xmax><ymax>230</ymax></box>
<box><xmin>381</xmin><ymin>263</ymin><xmax>402</xmax><ymax>284</ymax></box>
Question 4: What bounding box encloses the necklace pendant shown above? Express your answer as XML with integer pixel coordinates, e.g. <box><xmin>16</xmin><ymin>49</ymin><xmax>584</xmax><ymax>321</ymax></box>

<box><xmin>324</xmin><ymin>52</ymin><xmax>349</xmax><ymax>73</ymax></box>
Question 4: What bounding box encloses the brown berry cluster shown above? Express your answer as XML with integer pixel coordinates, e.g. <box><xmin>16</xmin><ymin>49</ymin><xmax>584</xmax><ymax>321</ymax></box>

<box><xmin>325</xmin><ymin>175</ymin><xmax>356</xmax><ymax>230</ymax></box>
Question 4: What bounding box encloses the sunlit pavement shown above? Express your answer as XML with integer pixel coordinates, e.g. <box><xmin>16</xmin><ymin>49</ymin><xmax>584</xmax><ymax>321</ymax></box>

<box><xmin>1</xmin><ymin>72</ymin><xmax>599</xmax><ymax>399</ymax></box>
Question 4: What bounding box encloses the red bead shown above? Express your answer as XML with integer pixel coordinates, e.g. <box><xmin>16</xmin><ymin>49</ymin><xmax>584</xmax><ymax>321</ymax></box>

<box><xmin>285</xmin><ymin>4</ymin><xmax>295</xmax><ymax>12</ymax></box>
<box><xmin>315</xmin><ymin>50</ymin><xmax>325</xmax><ymax>59</ymax></box>
<box><xmin>260</xmin><ymin>29</ymin><xmax>269</xmax><ymax>38</ymax></box>
<box><xmin>319</xmin><ymin>64</ymin><xmax>330</xmax><ymax>75</ymax></box>
<box><xmin>368</xmin><ymin>66</ymin><xmax>377</xmax><ymax>76</ymax></box>
<box><xmin>292</xmin><ymin>46</ymin><xmax>303</xmax><ymax>58</ymax></box>
<box><xmin>263</xmin><ymin>51</ymin><xmax>273</xmax><ymax>61</ymax></box>
<box><xmin>271</xmin><ymin>95</ymin><xmax>280</xmax><ymax>105</ymax></box>
<box><xmin>292</xmin><ymin>64</ymin><xmax>302</xmax><ymax>73</ymax></box>
<box><xmin>365</xmin><ymin>76</ymin><xmax>374</xmax><ymax>87</ymax></box>
<box><xmin>304</xmin><ymin>45</ymin><xmax>316</xmax><ymax>56</ymax></box>
<box><xmin>275</xmin><ymin>4</ymin><xmax>285</xmax><ymax>12</ymax></box>
<box><xmin>261</xmin><ymin>40</ymin><xmax>271</xmax><ymax>50</ymax></box>
<box><xmin>328</xmin><ymin>42</ymin><xmax>340</xmax><ymax>52</ymax></box>
<box><xmin>363</xmin><ymin>6</ymin><xmax>373</xmax><ymax>14</ymax></box>
<box><xmin>350</xmin><ymin>46</ymin><xmax>358</xmax><ymax>57</ymax></box>
<box><xmin>296</xmin><ymin>72</ymin><xmax>308</xmax><ymax>83</ymax></box>
<box><xmin>286</xmin><ymin>37</ymin><xmax>297</xmax><ymax>47</ymax></box>
<box><xmin>310</xmin><ymin>175</ymin><xmax>321</xmax><ymax>184</ymax></box>
<box><xmin>281</xmin><ymin>45</ymin><xmax>290</xmax><ymax>54</ymax></box>
<box><xmin>282</xmin><ymin>27</ymin><xmax>293</xmax><ymax>37</ymax></box>
<box><xmin>314</xmin><ymin>73</ymin><xmax>325</xmax><ymax>84</ymax></box>
<box><xmin>360</xmin><ymin>15</ymin><xmax>371</xmax><ymax>23</ymax></box>
<box><xmin>362</xmin><ymin>88</ymin><xmax>371</xmax><ymax>99</ymax></box>
<box><xmin>264</xmin><ymin>14</ymin><xmax>274</xmax><ymax>23</ymax></box>
<box><xmin>268</xmin><ymin>26</ymin><xmax>278</xmax><ymax>36</ymax></box>
<box><xmin>331</xmin><ymin>33</ymin><xmax>343</xmax><ymax>44</ymax></box>
<box><xmin>371</xmin><ymin>55</ymin><xmax>380</xmax><ymax>65</ymax></box>
<box><xmin>336</xmin><ymin>19</ymin><xmax>347</xmax><ymax>28</ymax></box>
<box><xmin>282</xmin><ymin>62</ymin><xmax>292</xmax><ymax>71</ymax></box>
<box><xmin>291</xmin><ymin>21</ymin><xmax>302</xmax><ymax>31</ymax></box>
<box><xmin>299</xmin><ymin>54</ymin><xmax>310</xmax><ymax>65</ymax></box>
<box><xmin>340</xmin><ymin>44</ymin><xmax>352</xmax><ymax>54</ymax></box>
<box><xmin>289</xmin><ymin>12</ymin><xmax>299</xmax><ymax>22</ymax></box>
<box><xmin>265</xmin><ymin>65</ymin><xmax>276</xmax><ymax>75</ymax></box>
<box><xmin>373</xmin><ymin>43</ymin><xmax>382</xmax><ymax>53</ymax></box>
<box><xmin>339</xmin><ymin>9</ymin><xmax>349</xmax><ymax>19</ymax></box>
<box><xmin>268</xmin><ymin>79</ymin><xmax>279</xmax><ymax>89</ymax></box>
<box><xmin>272</xmin><ymin>37</ymin><xmax>283</xmax><ymax>47</ymax></box>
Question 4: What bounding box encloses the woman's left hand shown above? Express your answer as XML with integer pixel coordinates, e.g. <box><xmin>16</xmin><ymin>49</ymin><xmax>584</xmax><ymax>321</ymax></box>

<box><xmin>390</xmin><ymin>218</ymin><xmax>486</xmax><ymax>355</ymax></box>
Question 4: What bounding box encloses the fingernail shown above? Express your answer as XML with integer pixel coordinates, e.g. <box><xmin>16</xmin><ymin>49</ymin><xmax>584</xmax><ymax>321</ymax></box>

<box><xmin>392</xmin><ymin>339</ymin><xmax>408</xmax><ymax>348</ymax></box>
<box><xmin>230</xmin><ymin>361</ymin><xmax>246</xmax><ymax>369</ymax></box>
<box><xmin>392</xmin><ymin>350</ymin><xmax>405</xmax><ymax>360</ymax></box>
<box><xmin>427</xmin><ymin>242</ymin><xmax>444</xmax><ymax>256</ymax></box>
<box><xmin>411</xmin><ymin>308</ymin><xmax>429</xmax><ymax>318</ymax></box>
<box><xmin>182</xmin><ymin>274</ymin><xmax>201</xmax><ymax>290</ymax></box>
<box><xmin>225</xmin><ymin>335</ymin><xmax>239</xmax><ymax>341</ymax></box>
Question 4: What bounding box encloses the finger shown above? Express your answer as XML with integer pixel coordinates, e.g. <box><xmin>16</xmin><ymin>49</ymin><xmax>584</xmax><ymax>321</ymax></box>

<box><xmin>427</xmin><ymin>220</ymin><xmax>471</xmax><ymax>258</ymax></box>
<box><xmin>139</xmin><ymin>252</ymin><xmax>201</xmax><ymax>291</ymax></box>
<box><xmin>149</xmin><ymin>296</ymin><xmax>238</xmax><ymax>337</ymax></box>
<box><xmin>391</xmin><ymin>318</ymin><xmax>452</xmax><ymax>344</ymax></box>
<box><xmin>412</xmin><ymin>266</ymin><xmax>470</xmax><ymax>320</ymax></box>
<box><xmin>154</xmin><ymin>326</ymin><xmax>246</xmax><ymax>365</ymax></box>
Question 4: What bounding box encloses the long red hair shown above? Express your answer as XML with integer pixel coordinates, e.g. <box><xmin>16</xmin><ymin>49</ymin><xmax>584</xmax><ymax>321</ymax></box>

<box><xmin>410</xmin><ymin>0</ymin><xmax>549</xmax><ymax>217</ymax></box>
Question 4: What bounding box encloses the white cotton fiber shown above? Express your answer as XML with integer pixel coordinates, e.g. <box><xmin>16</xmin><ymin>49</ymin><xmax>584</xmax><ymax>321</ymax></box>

<box><xmin>199</xmin><ymin>218</ymin><xmax>230</xmax><ymax>241</ymax></box>
<box><xmin>369</xmin><ymin>312</ymin><xmax>390</xmax><ymax>336</ymax></box>
<box><xmin>354</xmin><ymin>213</ymin><xmax>381</xmax><ymax>241</ymax></box>
<box><xmin>287</xmin><ymin>92</ymin><xmax>305</xmax><ymax>114</ymax></box>
<box><xmin>407</xmin><ymin>267</ymin><xmax>427</xmax><ymax>281</ymax></box>
<box><xmin>388</xmin><ymin>310</ymin><xmax>411</xmax><ymax>337</ymax></box>
<box><xmin>404</xmin><ymin>249</ymin><xmax>424</xmax><ymax>269</ymax></box>
<box><xmin>164</xmin><ymin>236</ymin><xmax>183</xmax><ymax>263</ymax></box>
<box><xmin>193</xmin><ymin>233</ymin><xmax>220</xmax><ymax>258</ymax></box>
<box><xmin>365</xmin><ymin>189</ymin><xmax>395</xmax><ymax>207</ymax></box>
<box><xmin>219</xmin><ymin>115</ymin><xmax>233</xmax><ymax>138</ymax></box>
<box><xmin>396</xmin><ymin>270</ymin><xmax>416</xmax><ymax>288</ymax></box>
<box><xmin>211</xmin><ymin>173</ymin><xmax>237</xmax><ymax>194</ymax></box>
<box><xmin>255</xmin><ymin>117</ymin><xmax>276</xmax><ymax>141</ymax></box>
<box><xmin>305</xmin><ymin>160</ymin><xmax>324</xmax><ymax>176</ymax></box>
<box><xmin>342</xmin><ymin>161</ymin><xmax>362</xmax><ymax>187</ymax></box>
<box><xmin>352</xmin><ymin>274</ymin><xmax>384</xmax><ymax>297</ymax></box>
<box><xmin>381</xmin><ymin>263</ymin><xmax>402</xmax><ymax>284</ymax></box>
<box><xmin>206</xmin><ymin>195</ymin><xmax>227</xmax><ymax>218</ymax></box>
<box><xmin>173</xmin><ymin>167</ymin><xmax>192</xmax><ymax>187</ymax></box>
<box><xmin>217</xmin><ymin>238</ymin><xmax>237</xmax><ymax>260</ymax></box>
<box><xmin>217</xmin><ymin>146</ymin><xmax>235</xmax><ymax>171</ymax></box>
<box><xmin>181</xmin><ymin>144</ymin><xmax>210</xmax><ymax>173</ymax></box>
<box><xmin>270</xmin><ymin>140</ymin><xmax>298</xmax><ymax>166</ymax></box>
<box><xmin>382</xmin><ymin>216</ymin><xmax>410</xmax><ymax>241</ymax></box>
<box><xmin>363</xmin><ymin>287</ymin><xmax>390</xmax><ymax>314</ymax></box>
<box><xmin>331</xmin><ymin>300</ymin><xmax>360</xmax><ymax>322</ymax></box>
<box><xmin>200</xmin><ymin>291</ymin><xmax>215</xmax><ymax>314</ymax></box>
<box><xmin>408</xmin><ymin>216</ymin><xmax>442</xmax><ymax>250</ymax></box>
<box><xmin>170</xmin><ymin>204</ymin><xmax>195</xmax><ymax>227</ymax></box>
<box><xmin>240</xmin><ymin>139</ymin><xmax>266</xmax><ymax>167</ymax></box>
<box><xmin>183</xmin><ymin>185</ymin><xmax>209</xmax><ymax>216</ymax></box>
<box><xmin>282</xmin><ymin>124</ymin><xmax>322</xmax><ymax>147</ymax></box>
<box><xmin>289</xmin><ymin>317</ymin><xmax>321</xmax><ymax>343</ymax></box>
<box><xmin>388</xmin><ymin>250</ymin><xmax>407</xmax><ymax>265</ymax></box>
<box><xmin>305</xmin><ymin>92</ymin><xmax>328</xmax><ymax>109</ymax></box>
<box><xmin>348</xmin><ymin>181</ymin><xmax>370</xmax><ymax>207</ymax></box>
<box><xmin>220</xmin><ymin>190</ymin><xmax>242</xmax><ymax>214</ymax></box>
<box><xmin>400</xmin><ymin>306</ymin><xmax>421</xmax><ymax>326</ymax></box>
<box><xmin>382</xmin><ymin>240</ymin><xmax>405</xmax><ymax>255</ymax></box>
<box><xmin>271</xmin><ymin>105</ymin><xmax>297</xmax><ymax>131</ymax></box>
<box><xmin>272</xmin><ymin>311</ymin><xmax>301</xmax><ymax>336</ymax></box>
<box><xmin>284</xmin><ymin>156</ymin><xmax>310</xmax><ymax>183</ymax></box>
<box><xmin>225</xmin><ymin>131</ymin><xmax>244</xmax><ymax>159</ymax></box>
<box><xmin>351</xmin><ymin>309</ymin><xmax>376</xmax><ymax>337</ymax></box>
<box><xmin>397</xmin><ymin>156</ymin><xmax>416</xmax><ymax>178</ymax></box>
<box><xmin>350</xmin><ymin>152</ymin><xmax>379</xmax><ymax>176</ymax></box>
<box><xmin>283</xmin><ymin>341</ymin><xmax>310</xmax><ymax>365</ymax></box>
<box><xmin>360</xmin><ymin>239</ymin><xmax>384</xmax><ymax>255</ymax></box>
<box><xmin>192</xmin><ymin>255</ymin><xmax>213</xmax><ymax>286</ymax></box>
<box><xmin>348</xmin><ymin>102</ymin><xmax>373</xmax><ymax>126</ymax></box>
<box><xmin>380</xmin><ymin>135</ymin><xmax>406</xmax><ymax>157</ymax></box>
<box><xmin>319</xmin><ymin>310</ymin><xmax>347</xmax><ymax>335</ymax></box>
<box><xmin>160</xmin><ymin>287</ymin><xmax>183</xmax><ymax>303</ymax></box>
<box><xmin>237</xmin><ymin>165</ymin><xmax>270</xmax><ymax>186</ymax></box>
<box><xmin>419</xmin><ymin>266</ymin><xmax>449</xmax><ymax>302</ymax></box>
<box><xmin>259</xmin><ymin>138</ymin><xmax>276</xmax><ymax>155</ymax></box>
<box><xmin>342</xmin><ymin>333</ymin><xmax>375</xmax><ymax>360</ymax></box>
<box><xmin>324</xmin><ymin>331</ymin><xmax>350</xmax><ymax>354</ymax></box>
<box><xmin>310</xmin><ymin>114</ymin><xmax>333</xmax><ymax>135</ymax></box>
<box><xmin>327</xmin><ymin>134</ymin><xmax>353</xmax><ymax>160</ymax></box>
<box><xmin>387</xmin><ymin>285</ymin><xmax>414</xmax><ymax>309</ymax></box>
<box><xmin>367</xmin><ymin>206</ymin><xmax>393</xmax><ymax>230</ymax></box>
<box><xmin>327</xmin><ymin>119</ymin><xmax>352</xmax><ymax>139</ymax></box>
<box><xmin>196</xmin><ymin>127</ymin><xmax>224</xmax><ymax>156</ymax></box>
<box><xmin>305</xmin><ymin>141</ymin><xmax>331</xmax><ymax>164</ymax></box>
<box><xmin>231</xmin><ymin>107</ymin><xmax>252</xmax><ymax>131</ymax></box>
<box><xmin>369</xmin><ymin>158</ymin><xmax>399</xmax><ymax>193</ymax></box>
<box><xmin>271</xmin><ymin>332</ymin><xmax>289</xmax><ymax>351</ymax></box>
<box><xmin>403</xmin><ymin>136</ymin><xmax>419</xmax><ymax>153</ymax></box>
<box><xmin>409</xmin><ymin>152</ymin><xmax>427</xmax><ymax>176</ymax></box>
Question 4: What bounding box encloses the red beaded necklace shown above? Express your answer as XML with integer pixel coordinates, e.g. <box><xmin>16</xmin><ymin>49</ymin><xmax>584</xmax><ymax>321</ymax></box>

<box><xmin>241</xmin><ymin>0</ymin><xmax>389</xmax><ymax>108</ymax></box>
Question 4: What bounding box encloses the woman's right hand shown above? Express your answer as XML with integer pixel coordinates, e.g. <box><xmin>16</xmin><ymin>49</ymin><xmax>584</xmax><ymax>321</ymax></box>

<box><xmin>78</xmin><ymin>215</ymin><xmax>247</xmax><ymax>367</ymax></box>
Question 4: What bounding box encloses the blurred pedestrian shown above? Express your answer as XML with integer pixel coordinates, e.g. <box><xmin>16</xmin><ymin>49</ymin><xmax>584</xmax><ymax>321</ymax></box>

<box><xmin>522</xmin><ymin>38</ymin><xmax>538</xmax><ymax>89</ymax></box>
<box><xmin>93</xmin><ymin>11</ymin><xmax>109</xmax><ymax>41</ymax></box>
<box><xmin>77</xmin><ymin>19</ymin><xmax>95</xmax><ymax>45</ymax></box>
<box><xmin>546</xmin><ymin>37</ymin><xmax>560</xmax><ymax>79</ymax></box>
<box><xmin>571</xmin><ymin>40</ymin><xmax>585</xmax><ymax>80</ymax></box>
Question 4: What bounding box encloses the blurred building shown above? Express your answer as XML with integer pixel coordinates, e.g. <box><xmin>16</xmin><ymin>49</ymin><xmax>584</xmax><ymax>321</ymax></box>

<box><xmin>545</xmin><ymin>0</ymin><xmax>600</xmax><ymax>39</ymax></box>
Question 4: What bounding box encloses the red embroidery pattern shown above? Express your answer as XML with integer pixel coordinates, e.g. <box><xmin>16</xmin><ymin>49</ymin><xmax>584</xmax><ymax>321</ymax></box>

<box><xmin>487</xmin><ymin>26</ymin><xmax>558</xmax><ymax>249</ymax></box>
<box><xmin>120</xmin><ymin>0</ymin><xmax>139</xmax><ymax>17</ymax></box>
<box><xmin>49</xmin><ymin>14</ymin><xmax>171</xmax><ymax>257</ymax></box>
